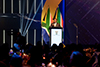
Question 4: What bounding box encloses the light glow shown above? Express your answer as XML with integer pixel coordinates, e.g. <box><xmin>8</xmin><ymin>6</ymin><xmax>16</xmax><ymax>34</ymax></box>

<box><xmin>23</xmin><ymin>0</ymin><xmax>43</xmax><ymax>36</ymax></box>
<box><xmin>3</xmin><ymin>30</ymin><xmax>5</xmax><ymax>44</ymax></box>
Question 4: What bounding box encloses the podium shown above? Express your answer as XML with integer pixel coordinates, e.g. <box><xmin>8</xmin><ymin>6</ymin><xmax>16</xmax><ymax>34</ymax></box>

<box><xmin>49</xmin><ymin>27</ymin><xmax>62</xmax><ymax>46</ymax></box>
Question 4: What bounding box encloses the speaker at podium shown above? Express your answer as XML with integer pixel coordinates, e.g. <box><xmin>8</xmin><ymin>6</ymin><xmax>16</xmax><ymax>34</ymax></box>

<box><xmin>49</xmin><ymin>27</ymin><xmax>62</xmax><ymax>46</ymax></box>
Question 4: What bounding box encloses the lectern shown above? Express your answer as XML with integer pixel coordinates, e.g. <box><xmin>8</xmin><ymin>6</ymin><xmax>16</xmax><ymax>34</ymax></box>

<box><xmin>49</xmin><ymin>27</ymin><xmax>62</xmax><ymax>46</ymax></box>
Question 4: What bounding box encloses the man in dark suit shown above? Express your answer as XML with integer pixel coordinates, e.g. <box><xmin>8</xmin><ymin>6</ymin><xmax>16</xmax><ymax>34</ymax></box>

<box><xmin>50</xmin><ymin>19</ymin><xmax>60</xmax><ymax>28</ymax></box>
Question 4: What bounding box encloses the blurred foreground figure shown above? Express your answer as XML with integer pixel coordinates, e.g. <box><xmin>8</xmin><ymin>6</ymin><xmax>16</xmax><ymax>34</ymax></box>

<box><xmin>14</xmin><ymin>32</ymin><xmax>26</xmax><ymax>51</ymax></box>
<box><xmin>87</xmin><ymin>44</ymin><xmax>100</xmax><ymax>67</ymax></box>
<box><xmin>69</xmin><ymin>43</ymin><xmax>85</xmax><ymax>67</ymax></box>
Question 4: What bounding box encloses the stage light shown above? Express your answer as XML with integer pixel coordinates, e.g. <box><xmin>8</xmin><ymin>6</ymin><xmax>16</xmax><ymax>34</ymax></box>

<box><xmin>42</xmin><ymin>63</ymin><xmax>45</xmax><ymax>67</ymax></box>
<box><xmin>23</xmin><ymin>0</ymin><xmax>43</xmax><ymax>36</ymax></box>
<box><xmin>3</xmin><ymin>0</ymin><xmax>5</xmax><ymax>13</ymax></box>
<box><xmin>27</xmin><ymin>0</ymin><xmax>29</xmax><ymax>14</ymax></box>
<box><xmin>21</xmin><ymin>0</ymin><xmax>25</xmax><ymax>35</ymax></box>
<box><xmin>0</xmin><ymin>15</ymin><xmax>8</xmax><ymax>17</ymax></box>
<box><xmin>48</xmin><ymin>62</ymin><xmax>52</xmax><ymax>66</ymax></box>
<box><xmin>52</xmin><ymin>64</ymin><xmax>56</xmax><ymax>67</ymax></box>
<box><xmin>11</xmin><ymin>0</ymin><xmax>13</xmax><ymax>13</ymax></box>
<box><xmin>22</xmin><ymin>1</ymin><xmax>35</xmax><ymax>36</ymax></box>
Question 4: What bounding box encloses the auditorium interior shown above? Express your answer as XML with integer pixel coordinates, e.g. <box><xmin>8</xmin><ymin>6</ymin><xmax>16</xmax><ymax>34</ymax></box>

<box><xmin>0</xmin><ymin>0</ymin><xmax>100</xmax><ymax>67</ymax></box>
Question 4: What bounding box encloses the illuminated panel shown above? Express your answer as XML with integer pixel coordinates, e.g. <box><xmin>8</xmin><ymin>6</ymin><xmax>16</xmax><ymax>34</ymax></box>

<box><xmin>3</xmin><ymin>0</ymin><xmax>5</xmax><ymax>13</ymax></box>
<box><xmin>11</xmin><ymin>0</ymin><xmax>13</xmax><ymax>13</ymax></box>
<box><xmin>51</xmin><ymin>29</ymin><xmax>62</xmax><ymax>46</ymax></box>
<box><xmin>19</xmin><ymin>0</ymin><xmax>21</xmax><ymax>13</ymax></box>
<box><xmin>11</xmin><ymin>29</ymin><xmax>13</xmax><ymax>48</ymax></box>
<box><xmin>34</xmin><ymin>29</ymin><xmax>36</xmax><ymax>46</ymax></box>
<box><xmin>3</xmin><ymin>30</ymin><xmax>5</xmax><ymax>44</ymax></box>
<box><xmin>27</xmin><ymin>0</ymin><xmax>29</xmax><ymax>14</ymax></box>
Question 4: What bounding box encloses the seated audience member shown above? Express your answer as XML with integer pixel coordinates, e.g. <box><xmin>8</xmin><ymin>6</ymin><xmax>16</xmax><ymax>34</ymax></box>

<box><xmin>58</xmin><ymin>43</ymin><xmax>63</xmax><ymax>52</ymax></box>
<box><xmin>62</xmin><ymin>47</ymin><xmax>70</xmax><ymax>67</ymax></box>
<box><xmin>10</xmin><ymin>55</ymin><xmax>22</xmax><ymax>67</ymax></box>
<box><xmin>24</xmin><ymin>43</ymin><xmax>33</xmax><ymax>54</ymax></box>
<box><xmin>10</xmin><ymin>46</ymin><xmax>23</xmax><ymax>67</ymax></box>
<box><xmin>51</xmin><ymin>44</ymin><xmax>58</xmax><ymax>52</ymax></box>
<box><xmin>42</xmin><ymin>45</ymin><xmax>50</xmax><ymax>65</ymax></box>
<box><xmin>69</xmin><ymin>43</ymin><xmax>84</xmax><ymax>67</ymax></box>
<box><xmin>0</xmin><ymin>43</ymin><xmax>10</xmax><ymax>67</ymax></box>
<box><xmin>14</xmin><ymin>32</ymin><xmax>26</xmax><ymax>50</ymax></box>
<box><xmin>53</xmin><ymin>43</ymin><xmax>64</xmax><ymax>65</ymax></box>
<box><xmin>87</xmin><ymin>44</ymin><xmax>100</xmax><ymax>67</ymax></box>
<box><xmin>0</xmin><ymin>61</ymin><xmax>7</xmax><ymax>67</ymax></box>
<box><xmin>27</xmin><ymin>41</ymin><xmax>43</xmax><ymax>66</ymax></box>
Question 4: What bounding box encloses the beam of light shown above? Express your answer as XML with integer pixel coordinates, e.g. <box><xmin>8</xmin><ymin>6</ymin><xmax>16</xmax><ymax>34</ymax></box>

<box><xmin>17</xmin><ymin>14</ymin><xmax>41</xmax><ymax>22</ymax></box>
<box><xmin>21</xmin><ymin>0</ymin><xmax>26</xmax><ymax>35</ymax></box>
<box><xmin>22</xmin><ymin>1</ymin><xmax>35</xmax><ymax>36</ymax></box>
<box><xmin>24</xmin><ymin>16</ymin><xmax>41</xmax><ymax>22</ymax></box>
<box><xmin>23</xmin><ymin>0</ymin><xmax>42</xmax><ymax>36</ymax></box>
<box><xmin>81</xmin><ymin>1</ymin><xmax>100</xmax><ymax>20</ymax></box>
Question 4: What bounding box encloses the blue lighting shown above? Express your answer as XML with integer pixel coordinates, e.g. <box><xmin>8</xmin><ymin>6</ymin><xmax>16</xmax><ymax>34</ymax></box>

<box><xmin>62</xmin><ymin>0</ymin><xmax>65</xmax><ymax>44</ymax></box>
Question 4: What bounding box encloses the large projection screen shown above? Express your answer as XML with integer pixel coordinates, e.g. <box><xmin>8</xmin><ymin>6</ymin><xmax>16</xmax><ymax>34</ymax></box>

<box><xmin>51</xmin><ymin>29</ymin><xmax>62</xmax><ymax>46</ymax></box>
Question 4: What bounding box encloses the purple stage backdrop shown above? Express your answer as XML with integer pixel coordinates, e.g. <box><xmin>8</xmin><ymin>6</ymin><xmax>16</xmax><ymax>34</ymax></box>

<box><xmin>65</xmin><ymin>0</ymin><xmax>100</xmax><ymax>45</ymax></box>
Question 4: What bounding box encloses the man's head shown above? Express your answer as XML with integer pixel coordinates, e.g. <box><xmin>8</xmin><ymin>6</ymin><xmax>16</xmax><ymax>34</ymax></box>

<box><xmin>54</xmin><ymin>19</ymin><xmax>57</xmax><ymax>23</ymax></box>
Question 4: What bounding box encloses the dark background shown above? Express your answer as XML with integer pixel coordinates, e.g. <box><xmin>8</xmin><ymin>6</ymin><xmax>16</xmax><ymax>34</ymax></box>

<box><xmin>0</xmin><ymin>0</ymin><xmax>42</xmax><ymax>48</ymax></box>
<box><xmin>65</xmin><ymin>0</ymin><xmax>100</xmax><ymax>45</ymax></box>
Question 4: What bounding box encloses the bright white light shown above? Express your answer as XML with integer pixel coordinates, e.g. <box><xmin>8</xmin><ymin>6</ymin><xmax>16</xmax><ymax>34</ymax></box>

<box><xmin>34</xmin><ymin>29</ymin><xmax>36</xmax><ymax>46</ymax></box>
<box><xmin>3</xmin><ymin>0</ymin><xmax>5</xmax><ymax>13</ymax></box>
<box><xmin>52</xmin><ymin>64</ymin><xmax>56</xmax><ymax>67</ymax></box>
<box><xmin>19</xmin><ymin>0</ymin><xmax>21</xmax><ymax>14</ymax></box>
<box><xmin>11</xmin><ymin>0</ymin><xmax>13</xmax><ymax>13</ymax></box>
<box><xmin>34</xmin><ymin>0</ymin><xmax>36</xmax><ymax>14</ymax></box>
<box><xmin>19</xmin><ymin>28</ymin><xmax>21</xmax><ymax>33</ymax></box>
<box><xmin>41</xmin><ymin>0</ymin><xmax>43</xmax><ymax>10</ymax></box>
<box><xmin>3</xmin><ymin>30</ymin><xmax>5</xmax><ymax>44</ymax></box>
<box><xmin>11</xmin><ymin>29</ymin><xmax>13</xmax><ymax>48</ymax></box>
<box><xmin>0</xmin><ymin>15</ymin><xmax>8</xmax><ymax>17</ymax></box>
<box><xmin>24</xmin><ymin>53</ymin><xmax>26</xmax><ymax>56</ymax></box>
<box><xmin>42</xmin><ymin>63</ymin><xmax>45</xmax><ymax>66</ymax></box>
<box><xmin>48</xmin><ymin>62</ymin><xmax>52</xmax><ymax>66</ymax></box>
<box><xmin>23</xmin><ymin>0</ymin><xmax>43</xmax><ymax>36</ymax></box>
<box><xmin>51</xmin><ymin>29</ymin><xmax>62</xmax><ymax>46</ymax></box>
<box><xmin>26</xmin><ymin>30</ymin><xmax>28</xmax><ymax>44</ymax></box>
